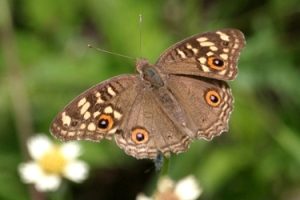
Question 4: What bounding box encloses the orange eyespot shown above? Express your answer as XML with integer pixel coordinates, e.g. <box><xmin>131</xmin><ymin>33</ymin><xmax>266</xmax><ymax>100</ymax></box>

<box><xmin>205</xmin><ymin>90</ymin><xmax>221</xmax><ymax>107</ymax></box>
<box><xmin>97</xmin><ymin>114</ymin><xmax>114</xmax><ymax>131</ymax></box>
<box><xmin>207</xmin><ymin>56</ymin><xmax>226</xmax><ymax>70</ymax></box>
<box><xmin>131</xmin><ymin>127</ymin><xmax>149</xmax><ymax>144</ymax></box>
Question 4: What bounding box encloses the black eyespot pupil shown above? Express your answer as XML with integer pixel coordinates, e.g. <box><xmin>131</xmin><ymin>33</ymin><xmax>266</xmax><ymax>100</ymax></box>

<box><xmin>136</xmin><ymin>133</ymin><xmax>145</xmax><ymax>141</ymax></box>
<box><xmin>98</xmin><ymin>119</ymin><xmax>109</xmax><ymax>129</ymax></box>
<box><xmin>213</xmin><ymin>58</ymin><xmax>224</xmax><ymax>67</ymax></box>
<box><xmin>210</xmin><ymin>95</ymin><xmax>219</xmax><ymax>103</ymax></box>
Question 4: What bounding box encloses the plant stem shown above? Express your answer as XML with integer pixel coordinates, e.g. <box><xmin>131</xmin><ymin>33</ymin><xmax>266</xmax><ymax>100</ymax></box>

<box><xmin>159</xmin><ymin>156</ymin><xmax>170</xmax><ymax>177</ymax></box>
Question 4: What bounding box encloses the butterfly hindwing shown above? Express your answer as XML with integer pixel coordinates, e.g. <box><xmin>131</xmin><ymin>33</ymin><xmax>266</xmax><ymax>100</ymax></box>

<box><xmin>115</xmin><ymin>90</ymin><xmax>191</xmax><ymax>159</ymax></box>
<box><xmin>166</xmin><ymin>75</ymin><xmax>233</xmax><ymax>140</ymax></box>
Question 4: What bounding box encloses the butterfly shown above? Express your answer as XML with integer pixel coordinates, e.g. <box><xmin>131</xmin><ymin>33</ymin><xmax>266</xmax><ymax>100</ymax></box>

<box><xmin>50</xmin><ymin>29</ymin><xmax>245</xmax><ymax>160</ymax></box>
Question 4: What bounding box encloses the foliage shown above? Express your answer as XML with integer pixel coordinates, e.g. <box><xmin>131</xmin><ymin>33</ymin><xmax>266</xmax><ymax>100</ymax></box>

<box><xmin>0</xmin><ymin>0</ymin><xmax>300</xmax><ymax>199</ymax></box>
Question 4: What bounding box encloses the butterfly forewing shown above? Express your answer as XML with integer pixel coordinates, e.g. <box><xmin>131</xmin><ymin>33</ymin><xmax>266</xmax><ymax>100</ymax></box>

<box><xmin>156</xmin><ymin>29</ymin><xmax>245</xmax><ymax>80</ymax></box>
<box><xmin>50</xmin><ymin>75</ymin><xmax>138</xmax><ymax>142</ymax></box>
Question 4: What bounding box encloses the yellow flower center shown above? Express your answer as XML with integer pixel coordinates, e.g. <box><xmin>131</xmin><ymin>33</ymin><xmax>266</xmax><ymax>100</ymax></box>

<box><xmin>38</xmin><ymin>146</ymin><xmax>67</xmax><ymax>174</ymax></box>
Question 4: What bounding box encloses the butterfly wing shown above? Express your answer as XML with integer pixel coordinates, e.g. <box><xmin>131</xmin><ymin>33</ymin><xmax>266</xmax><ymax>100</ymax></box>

<box><xmin>113</xmin><ymin>74</ymin><xmax>233</xmax><ymax>159</ymax></box>
<box><xmin>165</xmin><ymin>74</ymin><xmax>233</xmax><ymax>140</ymax></box>
<box><xmin>114</xmin><ymin>89</ymin><xmax>191</xmax><ymax>159</ymax></box>
<box><xmin>50</xmin><ymin>75</ymin><xmax>139</xmax><ymax>142</ymax></box>
<box><xmin>156</xmin><ymin>29</ymin><xmax>245</xmax><ymax>80</ymax></box>
<box><xmin>50</xmin><ymin>74</ymin><xmax>191</xmax><ymax>160</ymax></box>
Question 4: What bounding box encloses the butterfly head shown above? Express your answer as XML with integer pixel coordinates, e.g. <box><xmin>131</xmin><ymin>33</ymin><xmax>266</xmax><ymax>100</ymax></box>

<box><xmin>136</xmin><ymin>58</ymin><xmax>164</xmax><ymax>88</ymax></box>
<box><xmin>136</xmin><ymin>58</ymin><xmax>150</xmax><ymax>73</ymax></box>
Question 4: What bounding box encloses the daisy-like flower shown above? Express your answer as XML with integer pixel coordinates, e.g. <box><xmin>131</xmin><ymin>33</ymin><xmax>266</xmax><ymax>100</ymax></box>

<box><xmin>18</xmin><ymin>134</ymin><xmax>89</xmax><ymax>192</ymax></box>
<box><xmin>136</xmin><ymin>175</ymin><xmax>202</xmax><ymax>200</ymax></box>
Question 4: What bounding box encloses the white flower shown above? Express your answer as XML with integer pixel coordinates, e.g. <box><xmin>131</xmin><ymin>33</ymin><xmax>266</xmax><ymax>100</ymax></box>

<box><xmin>136</xmin><ymin>194</ymin><xmax>153</xmax><ymax>200</ymax></box>
<box><xmin>136</xmin><ymin>175</ymin><xmax>202</xmax><ymax>200</ymax></box>
<box><xmin>18</xmin><ymin>134</ymin><xmax>89</xmax><ymax>192</ymax></box>
<box><xmin>175</xmin><ymin>176</ymin><xmax>202</xmax><ymax>200</ymax></box>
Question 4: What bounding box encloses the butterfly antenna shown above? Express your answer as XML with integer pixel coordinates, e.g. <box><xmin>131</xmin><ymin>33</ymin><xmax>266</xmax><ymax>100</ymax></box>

<box><xmin>139</xmin><ymin>14</ymin><xmax>143</xmax><ymax>57</ymax></box>
<box><xmin>88</xmin><ymin>44</ymin><xmax>135</xmax><ymax>60</ymax></box>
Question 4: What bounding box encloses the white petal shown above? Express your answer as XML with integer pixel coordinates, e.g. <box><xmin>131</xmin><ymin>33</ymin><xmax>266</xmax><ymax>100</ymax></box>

<box><xmin>27</xmin><ymin>134</ymin><xmax>53</xmax><ymax>160</ymax></box>
<box><xmin>63</xmin><ymin>161</ymin><xmax>89</xmax><ymax>183</ymax></box>
<box><xmin>175</xmin><ymin>176</ymin><xmax>202</xmax><ymax>200</ymax></box>
<box><xmin>35</xmin><ymin>174</ymin><xmax>61</xmax><ymax>192</ymax></box>
<box><xmin>136</xmin><ymin>193</ymin><xmax>153</xmax><ymax>200</ymax></box>
<box><xmin>157</xmin><ymin>176</ymin><xmax>174</xmax><ymax>193</ymax></box>
<box><xmin>60</xmin><ymin>142</ymin><xmax>81</xmax><ymax>160</ymax></box>
<box><xmin>18</xmin><ymin>162</ymin><xmax>44</xmax><ymax>183</ymax></box>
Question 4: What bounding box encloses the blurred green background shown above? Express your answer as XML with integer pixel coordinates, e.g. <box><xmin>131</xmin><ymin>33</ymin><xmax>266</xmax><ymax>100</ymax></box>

<box><xmin>1</xmin><ymin>0</ymin><xmax>300</xmax><ymax>199</ymax></box>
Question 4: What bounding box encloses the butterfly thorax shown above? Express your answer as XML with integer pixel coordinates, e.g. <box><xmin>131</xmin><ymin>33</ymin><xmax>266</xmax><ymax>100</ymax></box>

<box><xmin>136</xmin><ymin>58</ymin><xmax>164</xmax><ymax>88</ymax></box>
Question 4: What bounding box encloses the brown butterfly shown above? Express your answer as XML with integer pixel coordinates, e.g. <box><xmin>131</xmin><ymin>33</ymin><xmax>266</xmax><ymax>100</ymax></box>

<box><xmin>50</xmin><ymin>29</ymin><xmax>245</xmax><ymax>159</ymax></box>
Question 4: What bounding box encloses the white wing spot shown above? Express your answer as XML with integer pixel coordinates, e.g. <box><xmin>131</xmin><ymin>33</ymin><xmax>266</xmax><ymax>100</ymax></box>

<box><xmin>210</xmin><ymin>46</ymin><xmax>218</xmax><ymax>51</ymax></box>
<box><xmin>80</xmin><ymin>124</ymin><xmax>86</xmax><ymax>129</ymax></box>
<box><xmin>87</xmin><ymin>123</ymin><xmax>96</xmax><ymax>131</ymax></box>
<box><xmin>186</xmin><ymin>43</ymin><xmax>192</xmax><ymax>49</ymax></box>
<box><xmin>223</xmin><ymin>93</ymin><xmax>229</xmax><ymax>101</ymax></box>
<box><xmin>222</xmin><ymin>103</ymin><xmax>229</xmax><ymax>112</ymax></box>
<box><xmin>216</xmin><ymin>31</ymin><xmax>230</xmax><ymax>41</ymax></box>
<box><xmin>206</xmin><ymin>51</ymin><xmax>214</xmax><ymax>56</ymax></box>
<box><xmin>113</xmin><ymin>111</ymin><xmax>122</xmax><ymax>120</ymax></box>
<box><xmin>107</xmin><ymin>86</ymin><xmax>116</xmax><ymax>96</ymax></box>
<box><xmin>80</xmin><ymin>102</ymin><xmax>90</xmax><ymax>115</ymax></box>
<box><xmin>202</xmin><ymin>65</ymin><xmax>210</xmax><ymax>72</ymax></box>
<box><xmin>62</xmin><ymin>112</ymin><xmax>71</xmax><ymax>126</ymax></box>
<box><xmin>186</xmin><ymin>43</ymin><xmax>198</xmax><ymax>54</ymax></box>
<box><xmin>196</xmin><ymin>37</ymin><xmax>208</xmax><ymax>42</ymax></box>
<box><xmin>220</xmin><ymin>54</ymin><xmax>228</xmax><ymax>60</ymax></box>
<box><xmin>83</xmin><ymin>112</ymin><xmax>91</xmax><ymax>120</ymax></box>
<box><xmin>104</xmin><ymin>106</ymin><xmax>113</xmax><ymax>114</ymax></box>
<box><xmin>176</xmin><ymin>48</ymin><xmax>187</xmax><ymax>58</ymax></box>
<box><xmin>77</xmin><ymin>98</ymin><xmax>86</xmax><ymax>107</ymax></box>
<box><xmin>223</xmin><ymin>48</ymin><xmax>229</xmax><ymax>53</ymax></box>
<box><xmin>93</xmin><ymin>111</ymin><xmax>101</xmax><ymax>118</ymax></box>
<box><xmin>218</xmin><ymin>70</ymin><xmax>227</xmax><ymax>75</ymax></box>
<box><xmin>108</xmin><ymin>127</ymin><xmax>118</xmax><ymax>134</ymax></box>
<box><xmin>198</xmin><ymin>57</ymin><xmax>207</xmax><ymax>64</ymax></box>
<box><xmin>200</xmin><ymin>41</ymin><xmax>215</xmax><ymax>47</ymax></box>
<box><xmin>97</xmin><ymin>97</ymin><xmax>104</xmax><ymax>104</ymax></box>
<box><xmin>95</xmin><ymin>92</ymin><xmax>104</xmax><ymax>104</ymax></box>
<box><xmin>228</xmin><ymin>71</ymin><xmax>234</xmax><ymax>77</ymax></box>
<box><xmin>233</xmin><ymin>43</ymin><xmax>239</xmax><ymax>49</ymax></box>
